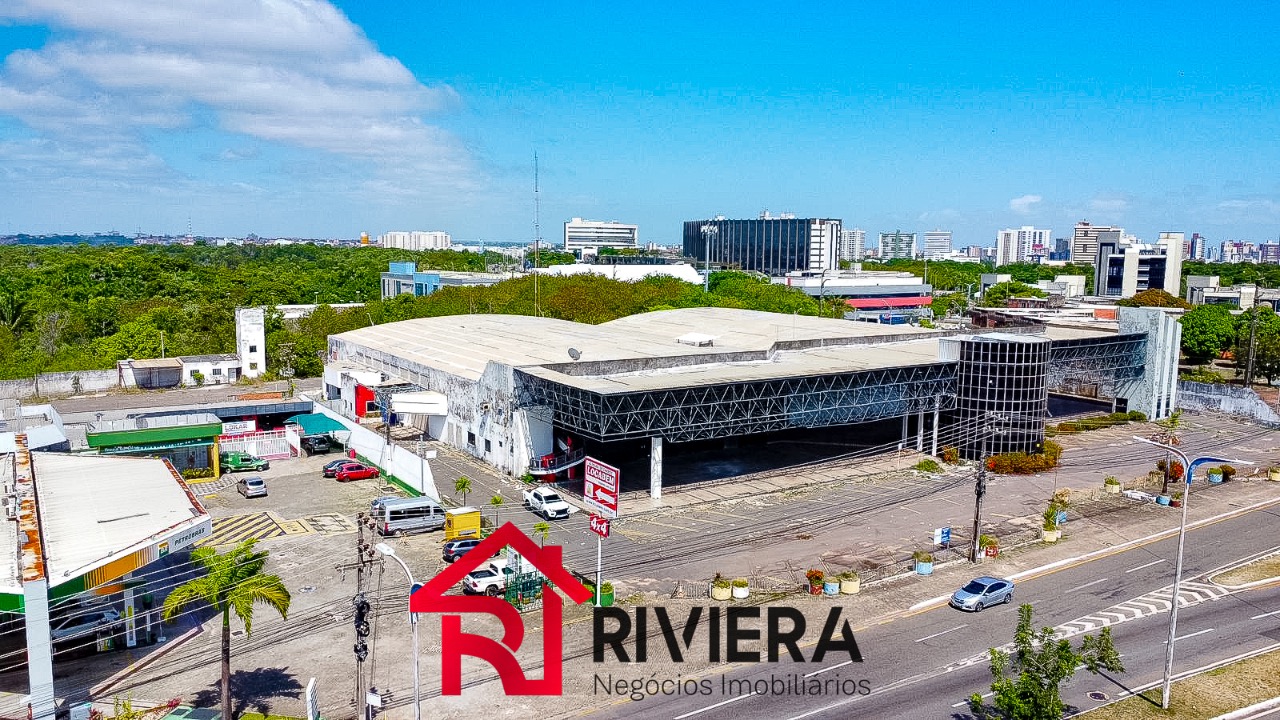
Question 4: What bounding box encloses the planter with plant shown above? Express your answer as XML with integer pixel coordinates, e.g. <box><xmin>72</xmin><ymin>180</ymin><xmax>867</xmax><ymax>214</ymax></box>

<box><xmin>978</xmin><ymin>534</ymin><xmax>999</xmax><ymax>558</ymax></box>
<box><xmin>1207</xmin><ymin>466</ymin><xmax>1223</xmax><ymax>484</ymax></box>
<box><xmin>1156</xmin><ymin>494</ymin><xmax>1171</xmax><ymax>506</ymax></box>
<box><xmin>913</xmin><ymin>551</ymin><xmax>934</xmax><ymax>576</ymax></box>
<box><xmin>599</xmin><ymin>581</ymin><xmax>615</xmax><ymax>607</ymax></box>
<box><xmin>1041</xmin><ymin>491</ymin><xmax>1069</xmax><ymax>542</ymax></box>
<box><xmin>1220</xmin><ymin>464</ymin><xmax>1236</xmax><ymax>482</ymax></box>
<box><xmin>941</xmin><ymin>446</ymin><xmax>960</xmax><ymax>464</ymax></box>
<box><xmin>731</xmin><ymin>578</ymin><xmax>749</xmax><ymax>600</ymax></box>
<box><xmin>710</xmin><ymin>574</ymin><xmax>732</xmax><ymax>601</ymax></box>
<box><xmin>1170</xmin><ymin>491</ymin><xmax>1184</xmax><ymax>508</ymax></box>
<box><xmin>823</xmin><ymin>576</ymin><xmax>840</xmax><ymax>596</ymax></box>
<box><xmin>1103</xmin><ymin>476</ymin><xmax>1121</xmax><ymax>494</ymax></box>
<box><xmin>805</xmin><ymin>568</ymin><xmax>825</xmax><ymax>595</ymax></box>
<box><xmin>1270</xmin><ymin>466</ymin><xmax>1280</xmax><ymax>482</ymax></box>
<box><xmin>838</xmin><ymin>570</ymin><xmax>861</xmax><ymax>595</ymax></box>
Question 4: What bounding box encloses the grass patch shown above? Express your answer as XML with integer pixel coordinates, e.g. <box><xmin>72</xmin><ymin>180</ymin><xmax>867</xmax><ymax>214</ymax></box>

<box><xmin>1080</xmin><ymin>647</ymin><xmax>1280</xmax><ymax>719</ymax></box>
<box><xmin>1212</xmin><ymin>553</ymin><xmax>1280</xmax><ymax>587</ymax></box>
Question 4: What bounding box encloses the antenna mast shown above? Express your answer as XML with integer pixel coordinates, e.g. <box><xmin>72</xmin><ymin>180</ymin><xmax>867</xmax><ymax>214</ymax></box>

<box><xmin>533</xmin><ymin>152</ymin><xmax>541</xmax><ymax>317</ymax></box>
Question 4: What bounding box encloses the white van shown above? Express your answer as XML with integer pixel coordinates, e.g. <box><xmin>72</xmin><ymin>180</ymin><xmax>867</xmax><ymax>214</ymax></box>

<box><xmin>370</xmin><ymin>496</ymin><xmax>446</xmax><ymax>536</ymax></box>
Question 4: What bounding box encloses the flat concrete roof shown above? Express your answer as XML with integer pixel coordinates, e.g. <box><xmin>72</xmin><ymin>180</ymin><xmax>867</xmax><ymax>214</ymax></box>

<box><xmin>0</xmin><ymin>458</ymin><xmax>18</xmax><ymax>594</ymax></box>
<box><xmin>34</xmin><ymin>453</ymin><xmax>209</xmax><ymax>586</ymax></box>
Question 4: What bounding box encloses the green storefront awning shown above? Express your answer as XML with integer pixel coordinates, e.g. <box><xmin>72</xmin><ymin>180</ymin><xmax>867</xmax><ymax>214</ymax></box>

<box><xmin>99</xmin><ymin>438</ymin><xmax>215</xmax><ymax>455</ymax></box>
<box><xmin>285</xmin><ymin>413</ymin><xmax>348</xmax><ymax>437</ymax></box>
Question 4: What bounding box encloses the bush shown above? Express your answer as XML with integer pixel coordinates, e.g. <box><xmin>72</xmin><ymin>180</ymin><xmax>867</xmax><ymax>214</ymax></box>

<box><xmin>1156</xmin><ymin>458</ymin><xmax>1185</xmax><ymax>480</ymax></box>
<box><xmin>601</xmin><ymin>581</ymin><xmax>614</xmax><ymax>594</ymax></box>
<box><xmin>1219</xmin><ymin>464</ymin><xmax>1236</xmax><ymax>480</ymax></box>
<box><xmin>986</xmin><ymin>440</ymin><xmax>1062</xmax><ymax>475</ymax></box>
<box><xmin>914</xmin><ymin>458</ymin><xmax>942</xmax><ymax>473</ymax></box>
<box><xmin>941</xmin><ymin>446</ymin><xmax>960</xmax><ymax>464</ymax></box>
<box><xmin>1127</xmin><ymin>410</ymin><xmax>1148</xmax><ymax>422</ymax></box>
<box><xmin>711</xmin><ymin>573</ymin><xmax>731</xmax><ymax>589</ymax></box>
<box><xmin>912</xmin><ymin>550</ymin><xmax>934</xmax><ymax>564</ymax></box>
<box><xmin>1104</xmin><ymin>476</ymin><xmax>1120</xmax><ymax>486</ymax></box>
<box><xmin>805</xmin><ymin>569</ymin><xmax>825</xmax><ymax>586</ymax></box>
<box><xmin>731</xmin><ymin>578</ymin><xmax>749</xmax><ymax>588</ymax></box>
<box><xmin>180</xmin><ymin>467</ymin><xmax>215</xmax><ymax>480</ymax></box>
<box><xmin>978</xmin><ymin>534</ymin><xmax>998</xmax><ymax>550</ymax></box>
<box><xmin>837</xmin><ymin>570</ymin><xmax>860</xmax><ymax>580</ymax></box>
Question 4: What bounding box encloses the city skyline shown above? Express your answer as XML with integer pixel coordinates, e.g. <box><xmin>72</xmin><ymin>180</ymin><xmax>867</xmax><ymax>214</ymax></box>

<box><xmin>2</xmin><ymin>2</ymin><xmax>1279</xmax><ymax>246</ymax></box>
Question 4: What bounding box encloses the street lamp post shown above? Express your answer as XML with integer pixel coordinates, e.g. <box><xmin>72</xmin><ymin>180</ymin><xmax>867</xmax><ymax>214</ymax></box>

<box><xmin>374</xmin><ymin>543</ymin><xmax>420</xmax><ymax>720</ymax></box>
<box><xmin>1132</xmin><ymin>436</ymin><xmax>1249</xmax><ymax>710</ymax></box>
<box><xmin>700</xmin><ymin>224</ymin><xmax>718</xmax><ymax>294</ymax></box>
<box><xmin>819</xmin><ymin>277</ymin><xmax>832</xmax><ymax>316</ymax></box>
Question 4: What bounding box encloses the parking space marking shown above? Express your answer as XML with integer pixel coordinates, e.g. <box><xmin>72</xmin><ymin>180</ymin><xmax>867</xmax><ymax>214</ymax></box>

<box><xmin>201</xmin><ymin>512</ymin><xmax>286</xmax><ymax>547</ymax></box>
<box><xmin>277</xmin><ymin>519</ymin><xmax>312</xmax><ymax>535</ymax></box>
<box><xmin>304</xmin><ymin>513</ymin><xmax>358</xmax><ymax>534</ymax></box>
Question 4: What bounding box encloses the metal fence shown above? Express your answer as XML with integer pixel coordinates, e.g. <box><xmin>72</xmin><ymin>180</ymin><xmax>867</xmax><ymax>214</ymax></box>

<box><xmin>218</xmin><ymin>429</ymin><xmax>294</xmax><ymax>460</ymax></box>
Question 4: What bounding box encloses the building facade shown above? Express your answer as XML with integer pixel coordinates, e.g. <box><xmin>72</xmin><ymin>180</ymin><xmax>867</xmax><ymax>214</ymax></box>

<box><xmin>921</xmin><ymin>230</ymin><xmax>953</xmax><ymax>260</ymax></box>
<box><xmin>379</xmin><ymin>231</ymin><xmax>452</xmax><ymax>251</ymax></box>
<box><xmin>1071</xmin><ymin>222</ymin><xmax>1125</xmax><ymax>264</ymax></box>
<box><xmin>1095</xmin><ymin>231</ymin><xmax>1184</xmax><ymax>298</ymax></box>
<box><xmin>682</xmin><ymin>215</ymin><xmax>841</xmax><ymax>275</ymax></box>
<box><xmin>877</xmin><ymin>230</ymin><xmax>916</xmax><ymax>260</ymax></box>
<box><xmin>563</xmin><ymin>218</ymin><xmax>639</xmax><ymax>254</ymax></box>
<box><xmin>996</xmin><ymin>226</ymin><xmax>1052</xmax><ymax>265</ymax></box>
<box><xmin>838</xmin><ymin>228</ymin><xmax>866</xmax><ymax>262</ymax></box>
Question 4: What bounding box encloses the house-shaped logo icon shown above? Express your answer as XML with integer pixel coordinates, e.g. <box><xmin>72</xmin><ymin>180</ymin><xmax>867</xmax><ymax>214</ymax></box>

<box><xmin>410</xmin><ymin>522</ymin><xmax>592</xmax><ymax>695</ymax></box>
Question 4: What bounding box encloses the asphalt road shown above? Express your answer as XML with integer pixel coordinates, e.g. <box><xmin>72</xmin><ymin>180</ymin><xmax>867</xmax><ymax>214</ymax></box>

<box><xmin>596</xmin><ymin>503</ymin><xmax>1280</xmax><ymax>719</ymax></box>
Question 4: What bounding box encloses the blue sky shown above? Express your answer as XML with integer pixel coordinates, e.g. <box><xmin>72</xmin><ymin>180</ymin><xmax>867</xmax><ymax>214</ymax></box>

<box><xmin>1</xmin><ymin>1</ymin><xmax>1278</xmax><ymax>248</ymax></box>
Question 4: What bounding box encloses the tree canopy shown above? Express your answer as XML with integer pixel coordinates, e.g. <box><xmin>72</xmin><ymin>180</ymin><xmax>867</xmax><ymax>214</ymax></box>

<box><xmin>980</xmin><ymin>281</ymin><xmax>1046</xmax><ymax>308</ymax></box>
<box><xmin>1116</xmin><ymin>288</ymin><xmax>1192</xmax><ymax>309</ymax></box>
<box><xmin>1179</xmin><ymin>304</ymin><xmax>1236</xmax><ymax>361</ymax></box>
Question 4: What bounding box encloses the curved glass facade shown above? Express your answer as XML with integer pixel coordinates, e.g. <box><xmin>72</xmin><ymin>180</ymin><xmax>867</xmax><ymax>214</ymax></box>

<box><xmin>953</xmin><ymin>335</ymin><xmax>1051</xmax><ymax>459</ymax></box>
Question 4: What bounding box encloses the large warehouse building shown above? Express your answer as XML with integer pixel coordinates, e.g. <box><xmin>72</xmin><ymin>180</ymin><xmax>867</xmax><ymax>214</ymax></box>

<box><xmin>325</xmin><ymin>306</ymin><xmax>1179</xmax><ymax>500</ymax></box>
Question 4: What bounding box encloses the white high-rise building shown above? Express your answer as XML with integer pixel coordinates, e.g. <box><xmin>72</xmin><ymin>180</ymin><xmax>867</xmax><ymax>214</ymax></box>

<box><xmin>379</xmin><ymin>231</ymin><xmax>452</xmax><ymax>251</ymax></box>
<box><xmin>1071</xmin><ymin>222</ymin><xmax>1125</xmax><ymax>265</ymax></box>
<box><xmin>838</xmin><ymin>228</ymin><xmax>866</xmax><ymax>262</ymax></box>
<box><xmin>563</xmin><ymin>218</ymin><xmax>639</xmax><ymax>253</ymax></box>
<box><xmin>996</xmin><ymin>226</ymin><xmax>1052</xmax><ymax>265</ymax></box>
<box><xmin>1095</xmin><ymin>231</ymin><xmax>1184</xmax><ymax>298</ymax></box>
<box><xmin>922</xmin><ymin>230</ymin><xmax>953</xmax><ymax>260</ymax></box>
<box><xmin>878</xmin><ymin>231</ymin><xmax>916</xmax><ymax>260</ymax></box>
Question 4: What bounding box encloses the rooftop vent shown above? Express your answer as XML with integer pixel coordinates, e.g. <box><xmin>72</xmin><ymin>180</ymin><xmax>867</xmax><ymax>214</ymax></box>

<box><xmin>676</xmin><ymin>333</ymin><xmax>715</xmax><ymax>347</ymax></box>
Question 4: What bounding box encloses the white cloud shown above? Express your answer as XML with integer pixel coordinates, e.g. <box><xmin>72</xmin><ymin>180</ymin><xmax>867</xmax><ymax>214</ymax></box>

<box><xmin>1009</xmin><ymin>194</ymin><xmax>1042</xmax><ymax>214</ymax></box>
<box><xmin>1089</xmin><ymin>195</ymin><xmax>1131</xmax><ymax>213</ymax></box>
<box><xmin>0</xmin><ymin>0</ymin><xmax>477</xmax><ymax>200</ymax></box>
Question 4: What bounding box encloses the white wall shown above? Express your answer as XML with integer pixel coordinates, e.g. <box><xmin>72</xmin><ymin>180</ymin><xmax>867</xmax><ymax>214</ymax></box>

<box><xmin>307</xmin><ymin>400</ymin><xmax>440</xmax><ymax>500</ymax></box>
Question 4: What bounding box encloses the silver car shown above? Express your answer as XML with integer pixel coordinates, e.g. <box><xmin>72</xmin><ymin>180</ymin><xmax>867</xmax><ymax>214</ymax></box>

<box><xmin>237</xmin><ymin>476</ymin><xmax>267</xmax><ymax>498</ymax></box>
<box><xmin>51</xmin><ymin>609</ymin><xmax>121</xmax><ymax>641</ymax></box>
<box><xmin>950</xmin><ymin>576</ymin><xmax>1015</xmax><ymax>612</ymax></box>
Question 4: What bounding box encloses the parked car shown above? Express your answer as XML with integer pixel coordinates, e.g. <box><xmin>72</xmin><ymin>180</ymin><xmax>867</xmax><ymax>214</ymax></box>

<box><xmin>237</xmin><ymin>476</ymin><xmax>268</xmax><ymax>498</ymax></box>
<box><xmin>369</xmin><ymin>496</ymin><xmax>445</xmax><ymax>536</ymax></box>
<box><xmin>443</xmin><ymin>539</ymin><xmax>482</xmax><ymax>563</ymax></box>
<box><xmin>522</xmin><ymin>486</ymin><xmax>572</xmax><ymax>520</ymax></box>
<box><xmin>334</xmin><ymin>462</ymin><xmax>380</xmax><ymax>482</ymax></box>
<box><xmin>463</xmin><ymin>560</ymin><xmax>514</xmax><ymax>596</ymax></box>
<box><xmin>949</xmin><ymin>576</ymin><xmax>1015</xmax><ymax>612</ymax></box>
<box><xmin>301</xmin><ymin>435</ymin><xmax>333</xmax><ymax>456</ymax></box>
<box><xmin>51</xmin><ymin>609</ymin><xmax>121</xmax><ymax>641</ymax></box>
<box><xmin>322</xmin><ymin>458</ymin><xmax>352</xmax><ymax>477</ymax></box>
<box><xmin>220</xmin><ymin>451</ymin><xmax>269</xmax><ymax>472</ymax></box>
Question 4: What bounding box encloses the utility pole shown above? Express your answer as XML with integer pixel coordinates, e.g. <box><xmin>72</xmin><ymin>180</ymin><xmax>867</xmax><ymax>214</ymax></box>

<box><xmin>353</xmin><ymin>513</ymin><xmax>372</xmax><ymax>720</ymax></box>
<box><xmin>1245</xmin><ymin>305</ymin><xmax>1259</xmax><ymax>389</ymax></box>
<box><xmin>970</xmin><ymin>433</ymin><xmax>988</xmax><ymax>563</ymax></box>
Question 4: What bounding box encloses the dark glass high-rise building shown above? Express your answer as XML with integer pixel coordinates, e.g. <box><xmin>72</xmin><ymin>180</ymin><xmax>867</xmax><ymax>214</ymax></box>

<box><xmin>683</xmin><ymin>216</ymin><xmax>840</xmax><ymax>276</ymax></box>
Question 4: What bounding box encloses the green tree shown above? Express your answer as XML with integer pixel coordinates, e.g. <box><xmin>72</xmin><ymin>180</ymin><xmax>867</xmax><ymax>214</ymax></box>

<box><xmin>931</xmin><ymin>292</ymin><xmax>968</xmax><ymax>318</ymax></box>
<box><xmin>1234</xmin><ymin>306</ymin><xmax>1280</xmax><ymax>384</ymax></box>
<box><xmin>1179</xmin><ymin>304</ymin><xmax>1236</xmax><ymax>361</ymax></box>
<box><xmin>981</xmin><ymin>282</ymin><xmax>1046</xmax><ymax>308</ymax></box>
<box><xmin>533</xmin><ymin>520</ymin><xmax>551</xmax><ymax>547</ymax></box>
<box><xmin>1116</xmin><ymin>288</ymin><xmax>1192</xmax><ymax>309</ymax></box>
<box><xmin>971</xmin><ymin>604</ymin><xmax>1123</xmax><ymax>720</ymax></box>
<box><xmin>454</xmin><ymin>476</ymin><xmax>472</xmax><ymax>505</ymax></box>
<box><xmin>162</xmin><ymin>539</ymin><xmax>291</xmax><ymax>720</ymax></box>
<box><xmin>489</xmin><ymin>493</ymin><xmax>504</xmax><ymax>525</ymax></box>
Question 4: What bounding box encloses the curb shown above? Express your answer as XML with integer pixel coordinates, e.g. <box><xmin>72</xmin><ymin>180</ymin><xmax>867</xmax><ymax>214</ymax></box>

<box><xmin>1212</xmin><ymin>695</ymin><xmax>1280</xmax><ymax>720</ymax></box>
<box><xmin>89</xmin><ymin>623</ymin><xmax>204</xmax><ymax>698</ymax></box>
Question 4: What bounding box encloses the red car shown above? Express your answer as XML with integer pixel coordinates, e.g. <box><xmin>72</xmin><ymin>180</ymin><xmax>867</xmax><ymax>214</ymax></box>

<box><xmin>335</xmin><ymin>462</ymin><xmax>380</xmax><ymax>482</ymax></box>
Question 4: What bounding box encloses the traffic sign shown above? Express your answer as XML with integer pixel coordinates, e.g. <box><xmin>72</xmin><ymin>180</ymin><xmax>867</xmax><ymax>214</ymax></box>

<box><xmin>584</xmin><ymin>456</ymin><xmax>620</xmax><ymax>519</ymax></box>
<box><xmin>933</xmin><ymin>526</ymin><xmax>951</xmax><ymax>546</ymax></box>
<box><xmin>589</xmin><ymin>513</ymin><xmax>611</xmax><ymax>538</ymax></box>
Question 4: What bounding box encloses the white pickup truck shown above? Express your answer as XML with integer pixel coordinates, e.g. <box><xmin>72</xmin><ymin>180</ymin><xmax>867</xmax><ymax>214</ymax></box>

<box><xmin>463</xmin><ymin>559</ymin><xmax>513</xmax><ymax>596</ymax></box>
<box><xmin>522</xmin><ymin>486</ymin><xmax>572</xmax><ymax>520</ymax></box>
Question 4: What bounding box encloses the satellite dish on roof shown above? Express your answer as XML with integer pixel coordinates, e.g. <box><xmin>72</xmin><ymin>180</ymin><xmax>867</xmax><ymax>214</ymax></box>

<box><xmin>568</xmin><ymin>348</ymin><xmax>581</xmax><ymax>361</ymax></box>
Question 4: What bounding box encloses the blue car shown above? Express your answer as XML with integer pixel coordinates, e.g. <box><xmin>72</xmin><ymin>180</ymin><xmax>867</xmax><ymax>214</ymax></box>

<box><xmin>950</xmin><ymin>576</ymin><xmax>1015</xmax><ymax>612</ymax></box>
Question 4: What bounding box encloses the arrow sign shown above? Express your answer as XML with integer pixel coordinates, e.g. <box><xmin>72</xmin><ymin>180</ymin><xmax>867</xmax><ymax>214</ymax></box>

<box><xmin>591</xmin><ymin>487</ymin><xmax>616</xmax><ymax>505</ymax></box>
<box><xmin>583</xmin><ymin>456</ymin><xmax>620</xmax><ymax>519</ymax></box>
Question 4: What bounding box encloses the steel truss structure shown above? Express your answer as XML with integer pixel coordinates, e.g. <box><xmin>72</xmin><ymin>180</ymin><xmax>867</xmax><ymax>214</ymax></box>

<box><xmin>1047</xmin><ymin>333</ymin><xmax>1147</xmax><ymax>399</ymax></box>
<box><xmin>517</xmin><ymin>363</ymin><xmax>957</xmax><ymax>443</ymax></box>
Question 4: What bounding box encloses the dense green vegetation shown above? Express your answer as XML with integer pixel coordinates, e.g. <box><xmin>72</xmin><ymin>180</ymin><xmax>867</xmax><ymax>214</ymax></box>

<box><xmin>0</xmin><ymin>244</ymin><xmax>833</xmax><ymax>380</ymax></box>
<box><xmin>856</xmin><ymin>259</ymin><xmax>1098</xmax><ymax>294</ymax></box>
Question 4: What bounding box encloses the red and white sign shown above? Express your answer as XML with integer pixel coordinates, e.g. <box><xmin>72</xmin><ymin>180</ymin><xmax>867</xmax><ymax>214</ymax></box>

<box><xmin>583</xmin><ymin>456</ymin><xmax>619</xmax><ymax>519</ymax></box>
<box><xmin>589</xmin><ymin>513</ymin><xmax>611</xmax><ymax>538</ymax></box>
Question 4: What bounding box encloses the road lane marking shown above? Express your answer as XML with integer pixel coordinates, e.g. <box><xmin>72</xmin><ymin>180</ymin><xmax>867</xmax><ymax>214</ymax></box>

<box><xmin>916</xmin><ymin>624</ymin><xmax>967</xmax><ymax>643</ymax></box>
<box><xmin>1252</xmin><ymin>610</ymin><xmax>1280</xmax><ymax>620</ymax></box>
<box><xmin>1165</xmin><ymin>628</ymin><xmax>1214</xmax><ymax>643</ymax></box>
<box><xmin>1126</xmin><ymin>559</ymin><xmax>1168</xmax><ymax>573</ymax></box>
<box><xmin>672</xmin><ymin>693</ymin><xmax>756</xmax><ymax>719</ymax></box>
<box><xmin>1065</xmin><ymin>578</ymin><xmax>1109</xmax><ymax>594</ymax></box>
<box><xmin>803</xmin><ymin>660</ymin><xmax>852</xmax><ymax>678</ymax></box>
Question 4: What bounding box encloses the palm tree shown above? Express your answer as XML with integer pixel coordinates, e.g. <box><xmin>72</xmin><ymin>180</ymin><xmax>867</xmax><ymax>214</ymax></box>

<box><xmin>163</xmin><ymin>539</ymin><xmax>291</xmax><ymax>720</ymax></box>
<box><xmin>454</xmin><ymin>476</ymin><xmax>472</xmax><ymax>506</ymax></box>
<box><xmin>489</xmin><ymin>493</ymin><xmax>504</xmax><ymax>526</ymax></box>
<box><xmin>533</xmin><ymin>521</ymin><xmax>551</xmax><ymax>547</ymax></box>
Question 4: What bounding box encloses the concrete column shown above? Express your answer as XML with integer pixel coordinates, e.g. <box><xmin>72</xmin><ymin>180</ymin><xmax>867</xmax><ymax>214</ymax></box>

<box><xmin>24</xmin><ymin>579</ymin><xmax>55</xmax><ymax>720</ymax></box>
<box><xmin>900</xmin><ymin>414</ymin><xmax>909</xmax><ymax>449</ymax></box>
<box><xmin>916</xmin><ymin>411</ymin><xmax>925</xmax><ymax>452</ymax></box>
<box><xmin>124</xmin><ymin>573</ymin><xmax>137</xmax><ymax>648</ymax></box>
<box><xmin>650</xmin><ymin>437</ymin><xmax>664</xmax><ymax>502</ymax></box>
<box><xmin>931</xmin><ymin>403</ymin><xmax>940</xmax><ymax>457</ymax></box>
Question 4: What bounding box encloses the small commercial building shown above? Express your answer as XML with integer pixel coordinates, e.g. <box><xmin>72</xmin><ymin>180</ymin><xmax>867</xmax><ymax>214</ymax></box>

<box><xmin>86</xmin><ymin>413</ymin><xmax>223</xmax><ymax>475</ymax></box>
<box><xmin>178</xmin><ymin>354</ymin><xmax>242</xmax><ymax>386</ymax></box>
